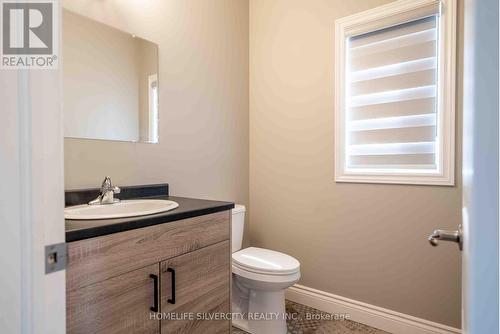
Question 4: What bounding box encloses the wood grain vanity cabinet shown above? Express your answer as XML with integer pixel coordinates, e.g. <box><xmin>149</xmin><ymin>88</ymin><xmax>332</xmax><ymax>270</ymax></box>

<box><xmin>66</xmin><ymin>264</ymin><xmax>160</xmax><ymax>334</ymax></box>
<box><xmin>160</xmin><ymin>241</ymin><xmax>230</xmax><ymax>334</ymax></box>
<box><xmin>66</xmin><ymin>211</ymin><xmax>231</xmax><ymax>334</ymax></box>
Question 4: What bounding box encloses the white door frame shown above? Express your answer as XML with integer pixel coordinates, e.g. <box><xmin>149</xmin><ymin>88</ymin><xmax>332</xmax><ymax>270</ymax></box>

<box><xmin>462</xmin><ymin>0</ymin><xmax>499</xmax><ymax>333</ymax></box>
<box><xmin>0</xmin><ymin>1</ymin><xmax>66</xmax><ymax>333</ymax></box>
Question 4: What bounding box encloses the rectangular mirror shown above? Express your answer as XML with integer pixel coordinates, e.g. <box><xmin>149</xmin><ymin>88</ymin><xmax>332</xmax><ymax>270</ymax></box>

<box><xmin>63</xmin><ymin>10</ymin><xmax>159</xmax><ymax>143</ymax></box>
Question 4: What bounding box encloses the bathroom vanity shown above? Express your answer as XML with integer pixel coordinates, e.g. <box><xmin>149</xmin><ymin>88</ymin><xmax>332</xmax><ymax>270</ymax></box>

<box><xmin>65</xmin><ymin>184</ymin><xmax>234</xmax><ymax>334</ymax></box>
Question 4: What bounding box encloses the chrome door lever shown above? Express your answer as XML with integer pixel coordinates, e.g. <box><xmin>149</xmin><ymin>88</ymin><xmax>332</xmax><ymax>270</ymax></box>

<box><xmin>428</xmin><ymin>225</ymin><xmax>462</xmax><ymax>250</ymax></box>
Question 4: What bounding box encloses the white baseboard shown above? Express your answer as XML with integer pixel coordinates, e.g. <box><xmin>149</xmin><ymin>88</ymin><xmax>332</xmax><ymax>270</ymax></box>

<box><xmin>286</xmin><ymin>284</ymin><xmax>461</xmax><ymax>334</ymax></box>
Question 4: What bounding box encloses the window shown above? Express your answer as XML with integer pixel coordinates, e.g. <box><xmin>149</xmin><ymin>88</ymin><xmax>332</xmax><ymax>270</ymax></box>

<box><xmin>334</xmin><ymin>0</ymin><xmax>456</xmax><ymax>185</ymax></box>
<box><xmin>148</xmin><ymin>73</ymin><xmax>159</xmax><ymax>143</ymax></box>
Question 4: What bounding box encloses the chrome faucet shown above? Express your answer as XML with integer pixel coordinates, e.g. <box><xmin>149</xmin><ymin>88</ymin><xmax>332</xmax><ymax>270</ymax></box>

<box><xmin>88</xmin><ymin>177</ymin><xmax>121</xmax><ymax>205</ymax></box>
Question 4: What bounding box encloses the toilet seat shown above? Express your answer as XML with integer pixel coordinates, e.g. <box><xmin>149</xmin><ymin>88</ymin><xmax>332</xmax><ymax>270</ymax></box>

<box><xmin>232</xmin><ymin>247</ymin><xmax>300</xmax><ymax>276</ymax></box>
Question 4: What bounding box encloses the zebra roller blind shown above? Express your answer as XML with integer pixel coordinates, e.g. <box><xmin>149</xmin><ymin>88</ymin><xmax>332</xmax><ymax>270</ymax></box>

<box><xmin>346</xmin><ymin>16</ymin><xmax>438</xmax><ymax>172</ymax></box>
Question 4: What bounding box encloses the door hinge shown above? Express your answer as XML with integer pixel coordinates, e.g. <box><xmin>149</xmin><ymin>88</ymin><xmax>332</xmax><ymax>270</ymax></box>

<box><xmin>45</xmin><ymin>242</ymin><xmax>67</xmax><ymax>274</ymax></box>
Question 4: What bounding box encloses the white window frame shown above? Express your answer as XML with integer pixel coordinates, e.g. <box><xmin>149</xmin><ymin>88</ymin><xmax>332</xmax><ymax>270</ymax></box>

<box><xmin>148</xmin><ymin>73</ymin><xmax>159</xmax><ymax>143</ymax></box>
<box><xmin>334</xmin><ymin>0</ymin><xmax>457</xmax><ymax>185</ymax></box>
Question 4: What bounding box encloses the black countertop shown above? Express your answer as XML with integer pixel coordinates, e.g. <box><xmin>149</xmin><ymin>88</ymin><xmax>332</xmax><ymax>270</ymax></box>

<box><xmin>65</xmin><ymin>184</ymin><xmax>234</xmax><ymax>242</ymax></box>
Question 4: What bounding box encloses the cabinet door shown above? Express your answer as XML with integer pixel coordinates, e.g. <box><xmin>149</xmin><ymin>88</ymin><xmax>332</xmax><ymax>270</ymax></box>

<box><xmin>67</xmin><ymin>264</ymin><xmax>160</xmax><ymax>334</ymax></box>
<box><xmin>160</xmin><ymin>240</ymin><xmax>230</xmax><ymax>334</ymax></box>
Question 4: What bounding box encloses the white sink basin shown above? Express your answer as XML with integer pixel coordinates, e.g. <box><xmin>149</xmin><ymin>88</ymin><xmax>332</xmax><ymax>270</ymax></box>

<box><xmin>64</xmin><ymin>199</ymin><xmax>179</xmax><ymax>220</ymax></box>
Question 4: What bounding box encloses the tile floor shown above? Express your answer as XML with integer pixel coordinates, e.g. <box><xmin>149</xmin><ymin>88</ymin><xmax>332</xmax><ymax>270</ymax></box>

<box><xmin>232</xmin><ymin>300</ymin><xmax>390</xmax><ymax>334</ymax></box>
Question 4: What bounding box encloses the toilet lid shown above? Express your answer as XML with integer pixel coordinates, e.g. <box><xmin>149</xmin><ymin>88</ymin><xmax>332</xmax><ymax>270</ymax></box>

<box><xmin>232</xmin><ymin>247</ymin><xmax>300</xmax><ymax>275</ymax></box>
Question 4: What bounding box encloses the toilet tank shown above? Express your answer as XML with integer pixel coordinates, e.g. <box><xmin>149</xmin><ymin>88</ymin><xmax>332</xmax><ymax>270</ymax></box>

<box><xmin>231</xmin><ymin>205</ymin><xmax>246</xmax><ymax>253</ymax></box>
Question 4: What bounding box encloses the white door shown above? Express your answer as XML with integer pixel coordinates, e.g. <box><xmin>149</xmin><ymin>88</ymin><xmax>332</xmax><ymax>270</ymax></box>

<box><xmin>0</xmin><ymin>1</ymin><xmax>66</xmax><ymax>333</ymax></box>
<box><xmin>428</xmin><ymin>0</ymin><xmax>499</xmax><ymax>332</ymax></box>
<box><xmin>461</xmin><ymin>0</ymin><xmax>498</xmax><ymax>333</ymax></box>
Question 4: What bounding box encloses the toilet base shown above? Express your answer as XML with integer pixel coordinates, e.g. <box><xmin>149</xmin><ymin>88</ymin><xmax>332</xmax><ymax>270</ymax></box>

<box><xmin>232</xmin><ymin>276</ymin><xmax>289</xmax><ymax>334</ymax></box>
<box><xmin>232</xmin><ymin>318</ymin><xmax>251</xmax><ymax>333</ymax></box>
<box><xmin>232</xmin><ymin>291</ymin><xmax>287</xmax><ymax>334</ymax></box>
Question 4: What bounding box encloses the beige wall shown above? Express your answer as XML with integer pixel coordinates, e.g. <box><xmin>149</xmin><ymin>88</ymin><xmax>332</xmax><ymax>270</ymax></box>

<box><xmin>249</xmin><ymin>0</ymin><xmax>462</xmax><ymax>328</ymax></box>
<box><xmin>63</xmin><ymin>0</ymin><xmax>249</xmax><ymax>211</ymax></box>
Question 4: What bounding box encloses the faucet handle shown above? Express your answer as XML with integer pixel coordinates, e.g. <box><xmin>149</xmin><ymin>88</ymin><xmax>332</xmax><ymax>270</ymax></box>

<box><xmin>89</xmin><ymin>177</ymin><xmax>120</xmax><ymax>205</ymax></box>
<box><xmin>101</xmin><ymin>177</ymin><xmax>120</xmax><ymax>194</ymax></box>
<box><xmin>100</xmin><ymin>176</ymin><xmax>112</xmax><ymax>192</ymax></box>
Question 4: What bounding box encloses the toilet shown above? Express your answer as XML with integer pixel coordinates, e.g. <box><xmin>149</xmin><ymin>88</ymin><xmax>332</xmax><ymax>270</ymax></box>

<box><xmin>231</xmin><ymin>205</ymin><xmax>300</xmax><ymax>334</ymax></box>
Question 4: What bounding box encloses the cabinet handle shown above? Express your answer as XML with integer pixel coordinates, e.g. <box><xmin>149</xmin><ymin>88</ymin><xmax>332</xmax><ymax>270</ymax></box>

<box><xmin>150</xmin><ymin>274</ymin><xmax>159</xmax><ymax>312</ymax></box>
<box><xmin>167</xmin><ymin>268</ymin><xmax>176</xmax><ymax>304</ymax></box>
